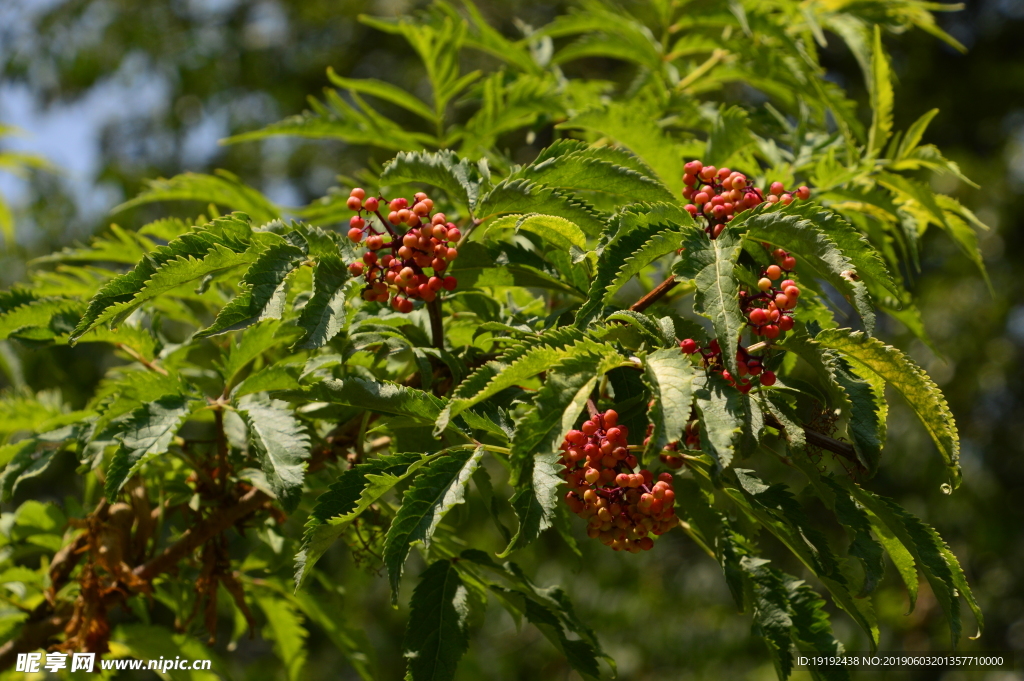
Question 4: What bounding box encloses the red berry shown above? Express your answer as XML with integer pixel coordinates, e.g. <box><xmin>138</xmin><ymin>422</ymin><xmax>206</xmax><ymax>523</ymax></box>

<box><xmin>684</xmin><ymin>204</ymin><xmax>698</xmax><ymax>217</ymax></box>
<box><xmin>765</xmin><ymin>265</ymin><xmax>782</xmax><ymax>280</ymax></box>
<box><xmin>348</xmin><ymin>261</ymin><xmax>364</xmax><ymax>276</ymax></box>
<box><xmin>347</xmin><ymin>227</ymin><xmax>364</xmax><ymax>243</ymax></box>
<box><xmin>770</xmin><ymin>181</ymin><xmax>785</xmax><ymax>195</ymax></box>
<box><xmin>347</xmin><ymin>196</ymin><xmax>362</xmax><ymax>211</ymax></box>
<box><xmin>679</xmin><ymin>338</ymin><xmax>698</xmax><ymax>354</ymax></box>
<box><xmin>784</xmin><ymin>285</ymin><xmax>800</xmax><ymax>299</ymax></box>
<box><xmin>367</xmin><ymin>235</ymin><xmax>383</xmax><ymax>250</ymax></box>
<box><xmin>442</xmin><ymin>276</ymin><xmax>458</xmax><ymax>291</ymax></box>
<box><xmin>762</xmin><ymin>325</ymin><xmax>780</xmax><ymax>339</ymax></box>
<box><xmin>778</xmin><ymin>315</ymin><xmax>794</xmax><ymax>331</ymax></box>
<box><xmin>760</xmin><ymin>371</ymin><xmax>776</xmax><ymax>386</ymax></box>
<box><xmin>447</xmin><ymin>227</ymin><xmax>461</xmax><ymax>241</ymax></box>
<box><xmin>796</xmin><ymin>186</ymin><xmax>811</xmax><ymax>200</ymax></box>
<box><xmin>782</xmin><ymin>256</ymin><xmax>797</xmax><ymax>270</ymax></box>
<box><xmin>749</xmin><ymin>308</ymin><xmax>767</xmax><ymax>325</ymax></box>
<box><xmin>364</xmin><ymin>196</ymin><xmax>379</xmax><ymax>212</ymax></box>
<box><xmin>684</xmin><ymin>160</ymin><xmax>703</xmax><ymax>174</ymax></box>
<box><xmin>350</xmin><ymin>187</ymin><xmax>366</xmax><ymax>199</ymax></box>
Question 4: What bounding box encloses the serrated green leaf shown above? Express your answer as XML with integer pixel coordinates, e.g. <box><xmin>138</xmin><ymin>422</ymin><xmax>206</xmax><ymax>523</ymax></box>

<box><xmin>476</xmin><ymin>178</ymin><xmax>605</xmax><ymax>237</ymax></box>
<box><xmin>519</xmin><ymin>152</ymin><xmax>674</xmax><ymax>203</ymax></box>
<box><xmin>839</xmin><ymin>480</ymin><xmax>982</xmax><ymax>646</ymax></box>
<box><xmin>729</xmin><ymin>469</ymin><xmax>879</xmax><ymax>648</ymax></box>
<box><xmin>558</xmin><ymin>101</ymin><xmax>686</xmax><ymax>195</ymax></box>
<box><xmin>435</xmin><ymin>335</ymin><xmax>606</xmax><ymax>435</ymax></box>
<box><xmin>233</xmin><ymin>364</ymin><xmax>301</xmax><ymax>399</ymax></box>
<box><xmin>380</xmin><ymin>150</ymin><xmax>480</xmax><ymax>210</ymax></box>
<box><xmin>741</xmin><ymin>556</ymin><xmax>794</xmax><ymax>680</ymax></box>
<box><xmin>458</xmin><ymin>554</ymin><xmax>604</xmax><ymax>680</ymax></box>
<box><xmin>815</xmin><ymin>328</ymin><xmax>960</xmax><ymax>487</ymax></box>
<box><xmin>222</xmin><ymin>88</ymin><xmax>435</xmax><ymax>150</ymax></box>
<box><xmin>500</xmin><ymin>452</ymin><xmax>562</xmax><ymax>557</ymax></box>
<box><xmin>574</xmin><ymin>203</ymin><xmax>693</xmax><ymax>327</ymax></box>
<box><xmin>0</xmin><ymin>440</ymin><xmax>52</xmax><ymax>502</ymax></box>
<box><xmin>897</xmin><ymin>108</ymin><xmax>940</xmax><ymax>159</ymax></box>
<box><xmin>735</xmin><ymin>204</ymin><xmax>877</xmax><ymax>333</ymax></box>
<box><xmin>238</xmin><ymin>396</ymin><xmax>311</xmax><ymax>512</ymax></box>
<box><xmin>837</xmin><ymin>360</ymin><xmax>886</xmax><ymax>466</ymax></box>
<box><xmin>694</xmin><ymin>374</ymin><xmax>744</xmax><ymax>471</ymax></box>
<box><xmin>327</xmin><ymin>68</ymin><xmax>435</xmax><ymax>122</ymax></box>
<box><xmin>31</xmin><ymin>224</ymin><xmax>153</xmax><ymax>265</ymax></box>
<box><xmin>705</xmin><ymin>105</ymin><xmax>754</xmax><ymax>168</ymax></box>
<box><xmin>217</xmin><ymin>320</ymin><xmax>298</xmax><ymax>392</ymax></box>
<box><xmin>785</xmin><ymin>574</ymin><xmax>850</xmax><ymax>681</ymax></box>
<box><xmin>254</xmin><ymin>593</ymin><xmax>308</xmax><ymax>681</ymax></box>
<box><xmin>296</xmin><ymin>250</ymin><xmax>351</xmax><ymax>349</ymax></box>
<box><xmin>822</xmin><ymin>477</ymin><xmax>885</xmax><ymax>596</ymax></box>
<box><xmin>642</xmin><ymin>349</ymin><xmax>695</xmax><ymax>461</ymax></box>
<box><xmin>673</xmin><ymin>226</ymin><xmax>744</xmax><ymax>377</ymax></box>
<box><xmin>383</xmin><ymin>447</ymin><xmax>484</xmax><ymax>602</ymax></box>
<box><xmin>295</xmin><ymin>451</ymin><xmax>430</xmax><ymax>587</ymax></box>
<box><xmin>867</xmin><ymin>26</ymin><xmax>893</xmax><ymax>157</ymax></box>
<box><xmin>297</xmin><ymin>377</ymin><xmax>450</xmax><ymax>428</ymax></box>
<box><xmin>0</xmin><ymin>298</ymin><xmax>84</xmax><ymax>341</ymax></box>
<box><xmin>196</xmin><ymin>235</ymin><xmax>307</xmax><ymax>338</ymax></box>
<box><xmin>509</xmin><ymin>355</ymin><xmax>602</xmax><ymax>486</ymax></box>
<box><xmin>71</xmin><ymin>213</ymin><xmax>258</xmax><ymax>341</ymax></box>
<box><xmin>403</xmin><ymin>560</ymin><xmax>470</xmax><ymax>681</ymax></box>
<box><xmin>105</xmin><ymin>394</ymin><xmax>197</xmax><ymax>497</ymax></box>
<box><xmin>114</xmin><ymin>170</ymin><xmax>279</xmax><ymax>224</ymax></box>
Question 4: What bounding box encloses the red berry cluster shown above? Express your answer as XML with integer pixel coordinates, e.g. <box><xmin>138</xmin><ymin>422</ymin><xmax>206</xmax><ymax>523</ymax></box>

<box><xmin>681</xmin><ymin>160</ymin><xmax>811</xmax><ymax>238</ymax></box>
<box><xmin>679</xmin><ymin>337</ymin><xmax>776</xmax><ymax>394</ymax></box>
<box><xmin>560</xmin><ymin>410</ymin><xmax>678</xmax><ymax>552</ymax></box>
<box><xmin>742</xmin><ymin>255</ymin><xmax>800</xmax><ymax>340</ymax></box>
<box><xmin>345</xmin><ymin>188</ymin><xmax>460</xmax><ymax>313</ymax></box>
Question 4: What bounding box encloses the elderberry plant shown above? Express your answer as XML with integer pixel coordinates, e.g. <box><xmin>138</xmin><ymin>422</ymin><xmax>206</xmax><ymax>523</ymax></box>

<box><xmin>0</xmin><ymin>1</ymin><xmax>986</xmax><ymax>679</ymax></box>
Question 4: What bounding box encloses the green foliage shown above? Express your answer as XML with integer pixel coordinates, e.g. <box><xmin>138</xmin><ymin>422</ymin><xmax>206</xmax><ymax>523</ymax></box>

<box><xmin>403</xmin><ymin>560</ymin><xmax>470</xmax><ymax>681</ymax></box>
<box><xmin>0</xmin><ymin>1</ymin><xmax>986</xmax><ymax>679</ymax></box>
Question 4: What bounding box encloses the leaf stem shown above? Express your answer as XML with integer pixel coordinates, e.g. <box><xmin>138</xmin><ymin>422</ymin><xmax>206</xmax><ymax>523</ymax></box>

<box><xmin>427</xmin><ymin>298</ymin><xmax>444</xmax><ymax>349</ymax></box>
<box><xmin>630</xmin><ymin>275</ymin><xmax>679</xmax><ymax>313</ymax></box>
<box><xmin>115</xmin><ymin>343</ymin><xmax>168</xmax><ymax>376</ymax></box>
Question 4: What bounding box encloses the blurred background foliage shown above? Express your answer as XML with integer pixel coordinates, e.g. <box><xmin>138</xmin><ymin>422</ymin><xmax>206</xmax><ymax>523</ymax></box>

<box><xmin>0</xmin><ymin>0</ymin><xmax>1022</xmax><ymax>679</ymax></box>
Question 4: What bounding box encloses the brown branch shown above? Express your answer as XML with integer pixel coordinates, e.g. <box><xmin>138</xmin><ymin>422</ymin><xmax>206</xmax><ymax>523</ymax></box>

<box><xmin>134</xmin><ymin>486</ymin><xmax>270</xmax><ymax>582</ymax></box>
<box><xmin>762</xmin><ymin>412</ymin><xmax>860</xmax><ymax>466</ymax></box>
<box><xmin>0</xmin><ymin>487</ymin><xmax>271</xmax><ymax>670</ymax></box>
<box><xmin>630</xmin><ymin>276</ymin><xmax>679</xmax><ymax>313</ymax></box>
<box><xmin>0</xmin><ymin>604</ymin><xmax>73</xmax><ymax>670</ymax></box>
